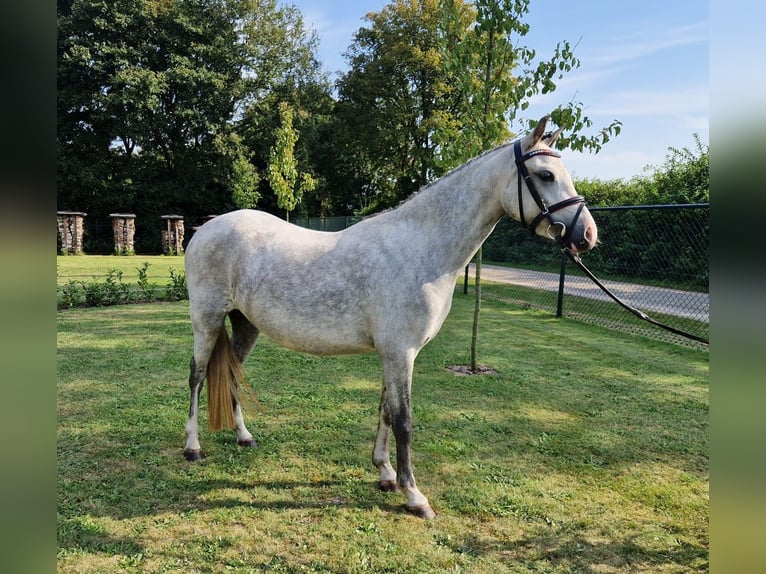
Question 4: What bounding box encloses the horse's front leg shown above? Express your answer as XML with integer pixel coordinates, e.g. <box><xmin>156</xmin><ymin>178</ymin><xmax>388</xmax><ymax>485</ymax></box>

<box><xmin>379</xmin><ymin>351</ymin><xmax>436</xmax><ymax>519</ymax></box>
<box><xmin>373</xmin><ymin>386</ymin><xmax>398</xmax><ymax>492</ymax></box>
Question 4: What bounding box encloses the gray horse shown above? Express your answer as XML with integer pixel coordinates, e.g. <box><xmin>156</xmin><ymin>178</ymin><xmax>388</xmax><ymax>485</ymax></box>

<box><xmin>183</xmin><ymin>115</ymin><xmax>598</xmax><ymax>519</ymax></box>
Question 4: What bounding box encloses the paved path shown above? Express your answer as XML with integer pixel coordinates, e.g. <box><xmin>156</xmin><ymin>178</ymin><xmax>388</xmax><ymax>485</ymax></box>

<box><xmin>471</xmin><ymin>263</ymin><xmax>709</xmax><ymax>322</ymax></box>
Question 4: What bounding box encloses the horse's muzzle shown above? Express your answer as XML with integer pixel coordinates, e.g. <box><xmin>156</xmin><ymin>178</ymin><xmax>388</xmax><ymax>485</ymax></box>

<box><xmin>568</xmin><ymin>221</ymin><xmax>597</xmax><ymax>254</ymax></box>
<box><xmin>544</xmin><ymin>216</ymin><xmax>597</xmax><ymax>254</ymax></box>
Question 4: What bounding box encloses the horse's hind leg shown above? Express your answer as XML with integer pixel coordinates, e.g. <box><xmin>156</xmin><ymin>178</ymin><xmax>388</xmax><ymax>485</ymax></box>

<box><xmin>229</xmin><ymin>310</ymin><xmax>259</xmax><ymax>448</ymax></box>
<box><xmin>184</xmin><ymin>321</ymin><xmax>221</xmax><ymax>461</ymax></box>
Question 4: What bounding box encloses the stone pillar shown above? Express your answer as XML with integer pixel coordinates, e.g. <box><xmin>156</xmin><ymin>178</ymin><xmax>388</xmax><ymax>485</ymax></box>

<box><xmin>109</xmin><ymin>213</ymin><xmax>136</xmax><ymax>255</ymax></box>
<box><xmin>57</xmin><ymin>211</ymin><xmax>86</xmax><ymax>254</ymax></box>
<box><xmin>161</xmin><ymin>215</ymin><xmax>185</xmax><ymax>255</ymax></box>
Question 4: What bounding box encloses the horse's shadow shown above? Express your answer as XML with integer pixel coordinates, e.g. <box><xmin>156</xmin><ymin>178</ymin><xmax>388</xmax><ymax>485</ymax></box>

<box><xmin>439</xmin><ymin>530</ymin><xmax>707</xmax><ymax>573</ymax></box>
<box><xmin>59</xmin><ymin>456</ymin><xmax>403</xmax><ymax>523</ymax></box>
<box><xmin>174</xmin><ymin>475</ymin><xmax>400</xmax><ymax>515</ymax></box>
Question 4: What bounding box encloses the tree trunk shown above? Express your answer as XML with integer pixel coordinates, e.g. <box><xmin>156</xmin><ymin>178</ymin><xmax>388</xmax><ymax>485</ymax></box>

<box><xmin>470</xmin><ymin>245</ymin><xmax>482</xmax><ymax>372</ymax></box>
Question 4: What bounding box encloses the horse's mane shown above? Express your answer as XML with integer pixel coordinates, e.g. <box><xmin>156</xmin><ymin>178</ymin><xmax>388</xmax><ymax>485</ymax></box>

<box><xmin>363</xmin><ymin>140</ymin><xmax>517</xmax><ymax>221</ymax></box>
<box><xmin>361</xmin><ymin>130</ymin><xmax>562</xmax><ymax>221</ymax></box>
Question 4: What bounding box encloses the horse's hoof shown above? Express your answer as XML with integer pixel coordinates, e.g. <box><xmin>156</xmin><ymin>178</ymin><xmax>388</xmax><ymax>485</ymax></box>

<box><xmin>238</xmin><ymin>438</ymin><xmax>258</xmax><ymax>449</ymax></box>
<box><xmin>378</xmin><ymin>480</ymin><xmax>400</xmax><ymax>493</ymax></box>
<box><xmin>405</xmin><ymin>504</ymin><xmax>437</xmax><ymax>519</ymax></box>
<box><xmin>183</xmin><ymin>449</ymin><xmax>205</xmax><ymax>461</ymax></box>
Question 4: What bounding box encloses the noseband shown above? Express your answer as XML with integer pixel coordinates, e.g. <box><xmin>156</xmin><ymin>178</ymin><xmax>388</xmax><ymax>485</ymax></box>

<box><xmin>514</xmin><ymin>139</ymin><xmax>586</xmax><ymax>248</ymax></box>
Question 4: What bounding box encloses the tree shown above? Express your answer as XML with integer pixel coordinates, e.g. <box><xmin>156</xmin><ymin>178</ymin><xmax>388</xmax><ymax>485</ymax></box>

<box><xmin>438</xmin><ymin>0</ymin><xmax>622</xmax><ymax>161</ymax></box>
<box><xmin>267</xmin><ymin>102</ymin><xmax>317</xmax><ymax>221</ymax></box>
<box><xmin>58</xmin><ymin>0</ymin><xmax>322</xmax><ymax>249</ymax></box>
<box><xmin>336</xmin><ymin>0</ymin><xmax>461</xmax><ymax>212</ymax></box>
<box><xmin>226</xmin><ymin>133</ymin><xmax>261</xmax><ymax>210</ymax></box>
<box><xmin>230</xmin><ymin>155</ymin><xmax>261</xmax><ymax>210</ymax></box>
<box><xmin>236</xmin><ymin>79</ymin><xmax>335</xmax><ymax>216</ymax></box>
<box><xmin>438</xmin><ymin>0</ymin><xmax>622</xmax><ymax>372</ymax></box>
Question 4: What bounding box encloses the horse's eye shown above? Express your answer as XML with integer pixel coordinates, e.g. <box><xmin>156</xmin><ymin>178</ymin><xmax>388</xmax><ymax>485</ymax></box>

<box><xmin>539</xmin><ymin>170</ymin><xmax>555</xmax><ymax>183</ymax></box>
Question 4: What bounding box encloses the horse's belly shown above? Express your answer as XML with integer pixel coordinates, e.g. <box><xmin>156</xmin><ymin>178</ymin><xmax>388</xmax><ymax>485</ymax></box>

<box><xmin>244</xmin><ymin>304</ymin><xmax>375</xmax><ymax>356</ymax></box>
<box><xmin>263</xmin><ymin>324</ymin><xmax>375</xmax><ymax>355</ymax></box>
<box><xmin>270</xmin><ymin>332</ymin><xmax>374</xmax><ymax>355</ymax></box>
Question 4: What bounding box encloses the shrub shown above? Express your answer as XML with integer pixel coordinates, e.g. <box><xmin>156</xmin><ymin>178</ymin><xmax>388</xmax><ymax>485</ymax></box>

<box><xmin>164</xmin><ymin>268</ymin><xmax>188</xmax><ymax>301</ymax></box>
<box><xmin>136</xmin><ymin>261</ymin><xmax>154</xmax><ymax>301</ymax></box>
<box><xmin>61</xmin><ymin>280</ymin><xmax>84</xmax><ymax>308</ymax></box>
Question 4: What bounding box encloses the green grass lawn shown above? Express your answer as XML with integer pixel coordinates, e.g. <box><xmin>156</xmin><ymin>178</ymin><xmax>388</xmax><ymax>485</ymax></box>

<box><xmin>57</xmin><ymin>294</ymin><xmax>708</xmax><ymax>573</ymax></box>
<box><xmin>56</xmin><ymin>255</ymin><xmax>188</xmax><ymax>307</ymax></box>
<box><xmin>57</xmin><ymin>255</ymin><xmax>186</xmax><ymax>285</ymax></box>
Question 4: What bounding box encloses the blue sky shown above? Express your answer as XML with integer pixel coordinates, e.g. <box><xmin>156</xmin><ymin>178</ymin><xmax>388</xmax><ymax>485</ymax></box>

<box><xmin>287</xmin><ymin>0</ymin><xmax>708</xmax><ymax>181</ymax></box>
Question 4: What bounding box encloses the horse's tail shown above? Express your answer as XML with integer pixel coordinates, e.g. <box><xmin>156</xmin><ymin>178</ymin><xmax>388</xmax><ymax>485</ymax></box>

<box><xmin>206</xmin><ymin>328</ymin><xmax>245</xmax><ymax>431</ymax></box>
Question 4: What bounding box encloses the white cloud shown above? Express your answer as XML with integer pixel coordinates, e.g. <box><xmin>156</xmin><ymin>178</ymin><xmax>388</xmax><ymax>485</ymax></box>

<box><xmin>590</xmin><ymin>86</ymin><xmax>708</xmax><ymax>118</ymax></box>
<box><xmin>585</xmin><ymin>20</ymin><xmax>707</xmax><ymax>65</ymax></box>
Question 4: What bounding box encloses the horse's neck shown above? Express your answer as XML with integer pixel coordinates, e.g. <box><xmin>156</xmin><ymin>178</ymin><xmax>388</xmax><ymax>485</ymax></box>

<box><xmin>392</xmin><ymin>146</ymin><xmax>511</xmax><ymax>271</ymax></box>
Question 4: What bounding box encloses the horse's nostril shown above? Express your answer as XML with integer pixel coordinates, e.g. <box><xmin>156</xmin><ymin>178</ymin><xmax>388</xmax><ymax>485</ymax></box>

<box><xmin>584</xmin><ymin>225</ymin><xmax>597</xmax><ymax>245</ymax></box>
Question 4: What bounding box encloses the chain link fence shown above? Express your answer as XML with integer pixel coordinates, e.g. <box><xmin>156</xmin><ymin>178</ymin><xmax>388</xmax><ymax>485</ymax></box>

<box><xmin>476</xmin><ymin>204</ymin><xmax>709</xmax><ymax>349</ymax></box>
<box><xmin>62</xmin><ymin>206</ymin><xmax>708</xmax><ymax>348</ymax></box>
<box><xmin>289</xmin><ymin>206</ymin><xmax>709</xmax><ymax>349</ymax></box>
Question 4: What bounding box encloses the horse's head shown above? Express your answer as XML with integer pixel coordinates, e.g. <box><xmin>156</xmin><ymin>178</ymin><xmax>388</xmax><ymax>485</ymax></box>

<box><xmin>502</xmin><ymin>115</ymin><xmax>598</xmax><ymax>254</ymax></box>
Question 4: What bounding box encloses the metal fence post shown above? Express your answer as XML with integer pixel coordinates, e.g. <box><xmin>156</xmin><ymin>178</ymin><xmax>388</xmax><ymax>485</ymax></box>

<box><xmin>556</xmin><ymin>250</ymin><xmax>567</xmax><ymax>318</ymax></box>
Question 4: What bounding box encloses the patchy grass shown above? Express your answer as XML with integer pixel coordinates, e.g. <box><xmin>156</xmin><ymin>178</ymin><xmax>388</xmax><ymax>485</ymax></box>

<box><xmin>57</xmin><ymin>294</ymin><xmax>708</xmax><ymax>573</ymax></box>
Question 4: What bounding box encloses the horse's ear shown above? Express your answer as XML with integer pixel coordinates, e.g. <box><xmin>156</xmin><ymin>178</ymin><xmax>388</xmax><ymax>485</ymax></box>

<box><xmin>529</xmin><ymin>115</ymin><xmax>550</xmax><ymax>148</ymax></box>
<box><xmin>547</xmin><ymin>124</ymin><xmax>565</xmax><ymax>148</ymax></box>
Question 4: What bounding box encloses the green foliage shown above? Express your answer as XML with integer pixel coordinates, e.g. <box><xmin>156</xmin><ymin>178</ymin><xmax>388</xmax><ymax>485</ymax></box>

<box><xmin>60</xmin><ymin>279</ymin><xmax>84</xmax><ymax>309</ymax></box>
<box><xmin>136</xmin><ymin>261</ymin><xmax>154</xmax><ymax>301</ymax></box>
<box><xmin>332</xmin><ymin>0</ymin><xmax>625</xmax><ymax>212</ymax></box>
<box><xmin>82</xmin><ymin>269</ymin><xmax>131</xmax><ymax>306</ymax></box>
<box><xmin>113</xmin><ymin>245</ymin><xmax>135</xmax><ymax>256</ymax></box>
<box><xmin>336</xmin><ymin>0</ymin><xmax>460</xmax><ymax>211</ymax></box>
<box><xmin>574</xmin><ymin>135</ymin><xmax>709</xmax><ymax>206</ymax></box>
<box><xmin>574</xmin><ymin>177</ymin><xmax>651</xmax><ymax>207</ymax></box>
<box><xmin>56</xmin><ymin>0</ymin><xmax>703</xmax><ymax>230</ymax></box>
<box><xmin>439</xmin><ymin>0</ymin><xmax>622</xmax><ymax>164</ymax></box>
<box><xmin>57</xmin><ymin>0</ymin><xmax>322</xmax><ymax>233</ymax></box>
<box><xmin>643</xmin><ymin>134</ymin><xmax>709</xmax><ymax>204</ymax></box>
<box><xmin>266</xmin><ymin>102</ymin><xmax>317</xmax><ymax>220</ymax></box>
<box><xmin>56</xmin><ymin>258</ymin><xmax>189</xmax><ymax>307</ymax></box>
<box><xmin>164</xmin><ymin>268</ymin><xmax>188</xmax><ymax>301</ymax></box>
<box><xmin>547</xmin><ymin>101</ymin><xmax>622</xmax><ymax>153</ymax></box>
<box><xmin>230</xmin><ymin>153</ymin><xmax>261</xmax><ymax>210</ymax></box>
<box><xmin>584</xmin><ymin>207</ymin><xmax>709</xmax><ymax>290</ymax></box>
<box><xmin>235</xmin><ymin>81</ymin><xmax>335</xmax><ymax>216</ymax></box>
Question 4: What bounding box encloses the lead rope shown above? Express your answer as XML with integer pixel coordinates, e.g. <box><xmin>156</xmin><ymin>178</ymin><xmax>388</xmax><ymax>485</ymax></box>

<box><xmin>563</xmin><ymin>249</ymin><xmax>709</xmax><ymax>345</ymax></box>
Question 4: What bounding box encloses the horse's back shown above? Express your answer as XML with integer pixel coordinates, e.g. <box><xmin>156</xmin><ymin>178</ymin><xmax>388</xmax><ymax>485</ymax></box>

<box><xmin>185</xmin><ymin>210</ymin><xmax>377</xmax><ymax>354</ymax></box>
<box><xmin>187</xmin><ymin>210</ymin><xmax>330</xmax><ymax>253</ymax></box>
<box><xmin>187</xmin><ymin>210</ymin><xmax>337</xmax><ymax>275</ymax></box>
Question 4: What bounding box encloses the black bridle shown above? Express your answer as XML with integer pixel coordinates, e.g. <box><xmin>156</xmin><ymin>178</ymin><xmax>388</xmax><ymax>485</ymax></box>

<box><xmin>512</xmin><ymin>140</ymin><xmax>708</xmax><ymax>345</ymax></box>
<box><xmin>514</xmin><ymin>139</ymin><xmax>586</xmax><ymax>248</ymax></box>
